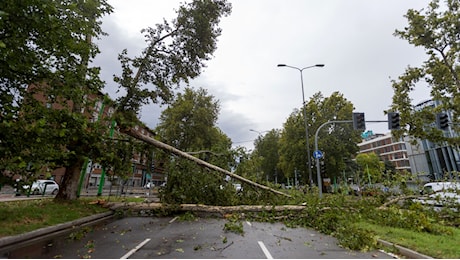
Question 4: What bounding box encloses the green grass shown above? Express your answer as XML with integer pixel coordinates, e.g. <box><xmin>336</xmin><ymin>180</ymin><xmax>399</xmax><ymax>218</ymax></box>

<box><xmin>0</xmin><ymin>198</ymin><xmax>110</xmax><ymax>237</ymax></box>
<box><xmin>98</xmin><ymin>195</ymin><xmax>145</xmax><ymax>203</ymax></box>
<box><xmin>357</xmin><ymin>221</ymin><xmax>460</xmax><ymax>259</ymax></box>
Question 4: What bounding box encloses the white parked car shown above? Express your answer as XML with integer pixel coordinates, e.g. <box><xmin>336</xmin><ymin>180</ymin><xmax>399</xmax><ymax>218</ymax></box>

<box><xmin>414</xmin><ymin>182</ymin><xmax>460</xmax><ymax>209</ymax></box>
<box><xmin>421</xmin><ymin>182</ymin><xmax>460</xmax><ymax>195</ymax></box>
<box><xmin>233</xmin><ymin>183</ymin><xmax>243</xmax><ymax>192</ymax></box>
<box><xmin>23</xmin><ymin>180</ymin><xmax>59</xmax><ymax>195</ymax></box>
<box><xmin>144</xmin><ymin>182</ymin><xmax>154</xmax><ymax>189</ymax></box>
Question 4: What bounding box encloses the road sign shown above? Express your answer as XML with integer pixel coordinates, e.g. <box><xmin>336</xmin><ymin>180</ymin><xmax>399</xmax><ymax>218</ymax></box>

<box><xmin>313</xmin><ymin>150</ymin><xmax>323</xmax><ymax>159</ymax></box>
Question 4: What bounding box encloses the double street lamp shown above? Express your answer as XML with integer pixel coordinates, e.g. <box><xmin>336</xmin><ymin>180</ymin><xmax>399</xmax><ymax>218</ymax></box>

<box><xmin>249</xmin><ymin>129</ymin><xmax>269</xmax><ymax>136</ymax></box>
<box><xmin>277</xmin><ymin>63</ymin><xmax>324</xmax><ymax>186</ymax></box>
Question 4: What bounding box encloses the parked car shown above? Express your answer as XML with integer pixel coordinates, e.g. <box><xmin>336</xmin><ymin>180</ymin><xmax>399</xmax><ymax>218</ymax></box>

<box><xmin>143</xmin><ymin>182</ymin><xmax>154</xmax><ymax>189</ymax></box>
<box><xmin>420</xmin><ymin>182</ymin><xmax>460</xmax><ymax>195</ymax></box>
<box><xmin>23</xmin><ymin>180</ymin><xmax>59</xmax><ymax>195</ymax></box>
<box><xmin>233</xmin><ymin>183</ymin><xmax>243</xmax><ymax>193</ymax></box>
<box><xmin>413</xmin><ymin>182</ymin><xmax>460</xmax><ymax>210</ymax></box>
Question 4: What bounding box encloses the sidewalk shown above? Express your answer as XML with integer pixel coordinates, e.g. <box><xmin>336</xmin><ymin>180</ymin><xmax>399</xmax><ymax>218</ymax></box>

<box><xmin>0</xmin><ymin>184</ymin><xmax>160</xmax><ymax>202</ymax></box>
<box><xmin>0</xmin><ymin>185</ymin><xmax>54</xmax><ymax>202</ymax></box>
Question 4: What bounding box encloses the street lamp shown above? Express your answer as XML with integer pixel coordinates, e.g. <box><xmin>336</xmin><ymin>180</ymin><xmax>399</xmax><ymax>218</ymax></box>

<box><xmin>249</xmin><ymin>129</ymin><xmax>269</xmax><ymax>136</ymax></box>
<box><xmin>277</xmin><ymin>63</ymin><xmax>324</xmax><ymax>187</ymax></box>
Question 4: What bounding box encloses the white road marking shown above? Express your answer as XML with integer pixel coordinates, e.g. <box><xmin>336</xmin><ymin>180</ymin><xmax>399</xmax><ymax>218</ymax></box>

<box><xmin>246</xmin><ymin>221</ymin><xmax>252</xmax><ymax>226</ymax></box>
<box><xmin>169</xmin><ymin>216</ymin><xmax>179</xmax><ymax>223</ymax></box>
<box><xmin>120</xmin><ymin>238</ymin><xmax>151</xmax><ymax>259</ymax></box>
<box><xmin>258</xmin><ymin>241</ymin><xmax>274</xmax><ymax>259</ymax></box>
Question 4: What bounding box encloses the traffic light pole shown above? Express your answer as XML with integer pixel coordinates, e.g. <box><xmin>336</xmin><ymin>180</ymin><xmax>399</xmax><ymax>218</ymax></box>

<box><xmin>315</xmin><ymin>120</ymin><xmax>352</xmax><ymax>198</ymax></box>
<box><xmin>315</xmin><ymin>115</ymin><xmax>397</xmax><ymax>198</ymax></box>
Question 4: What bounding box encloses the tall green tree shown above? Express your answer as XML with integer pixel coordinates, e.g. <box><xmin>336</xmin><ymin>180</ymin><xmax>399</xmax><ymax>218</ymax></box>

<box><xmin>0</xmin><ymin>0</ymin><xmax>113</xmax><ymax>199</ymax></box>
<box><xmin>278</xmin><ymin>91</ymin><xmax>361</xmax><ymax>185</ymax></box>
<box><xmin>154</xmin><ymin>87</ymin><xmax>234</xmax><ymax>205</ymax></box>
<box><xmin>253</xmin><ymin>129</ymin><xmax>282</xmax><ymax>183</ymax></box>
<box><xmin>110</xmin><ymin>0</ymin><xmax>232</xmax><ymax>203</ymax></box>
<box><xmin>390</xmin><ymin>0</ymin><xmax>460</xmax><ymax>145</ymax></box>
<box><xmin>355</xmin><ymin>153</ymin><xmax>385</xmax><ymax>185</ymax></box>
<box><xmin>1</xmin><ymin>0</ymin><xmax>231</xmax><ymax>201</ymax></box>
<box><xmin>155</xmin><ymin>87</ymin><xmax>232</xmax><ymax>164</ymax></box>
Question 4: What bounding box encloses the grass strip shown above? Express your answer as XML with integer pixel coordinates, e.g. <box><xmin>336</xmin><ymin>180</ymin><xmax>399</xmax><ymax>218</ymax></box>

<box><xmin>0</xmin><ymin>198</ymin><xmax>109</xmax><ymax>237</ymax></box>
<box><xmin>357</xmin><ymin>221</ymin><xmax>460</xmax><ymax>259</ymax></box>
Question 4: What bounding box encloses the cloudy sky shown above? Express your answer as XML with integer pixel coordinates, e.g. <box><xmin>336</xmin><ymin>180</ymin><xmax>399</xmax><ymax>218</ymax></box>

<box><xmin>93</xmin><ymin>0</ymin><xmax>433</xmax><ymax>150</ymax></box>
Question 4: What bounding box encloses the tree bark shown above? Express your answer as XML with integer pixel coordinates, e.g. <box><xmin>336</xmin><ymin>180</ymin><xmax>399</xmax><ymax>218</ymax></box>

<box><xmin>378</xmin><ymin>195</ymin><xmax>420</xmax><ymax>209</ymax></box>
<box><xmin>107</xmin><ymin>202</ymin><xmax>305</xmax><ymax>215</ymax></box>
<box><xmin>55</xmin><ymin>156</ymin><xmax>85</xmax><ymax>200</ymax></box>
<box><xmin>123</xmin><ymin>128</ymin><xmax>291</xmax><ymax>198</ymax></box>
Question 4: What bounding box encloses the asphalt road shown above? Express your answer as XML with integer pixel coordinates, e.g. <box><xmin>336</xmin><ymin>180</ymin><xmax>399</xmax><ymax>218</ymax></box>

<box><xmin>38</xmin><ymin>217</ymin><xmax>394</xmax><ymax>259</ymax></box>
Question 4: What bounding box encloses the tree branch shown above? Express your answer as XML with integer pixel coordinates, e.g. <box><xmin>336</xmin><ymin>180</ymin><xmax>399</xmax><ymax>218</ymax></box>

<box><xmin>122</xmin><ymin>127</ymin><xmax>291</xmax><ymax>198</ymax></box>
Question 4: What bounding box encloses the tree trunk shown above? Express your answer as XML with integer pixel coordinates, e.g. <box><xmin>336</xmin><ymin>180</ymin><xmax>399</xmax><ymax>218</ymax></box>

<box><xmin>123</xmin><ymin>128</ymin><xmax>291</xmax><ymax>198</ymax></box>
<box><xmin>54</xmin><ymin>156</ymin><xmax>85</xmax><ymax>200</ymax></box>
<box><xmin>107</xmin><ymin>202</ymin><xmax>305</xmax><ymax>216</ymax></box>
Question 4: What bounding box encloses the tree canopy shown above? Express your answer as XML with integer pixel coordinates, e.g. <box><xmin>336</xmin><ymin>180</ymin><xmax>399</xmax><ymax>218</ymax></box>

<box><xmin>278</xmin><ymin>91</ymin><xmax>361</xmax><ymax>185</ymax></box>
<box><xmin>155</xmin><ymin>87</ymin><xmax>232</xmax><ymax>165</ymax></box>
<box><xmin>0</xmin><ymin>0</ymin><xmax>113</xmax><ymax>199</ymax></box>
<box><xmin>390</xmin><ymin>0</ymin><xmax>460</xmax><ymax>146</ymax></box>
<box><xmin>355</xmin><ymin>153</ymin><xmax>385</xmax><ymax>185</ymax></box>
<box><xmin>252</xmin><ymin>129</ymin><xmax>282</xmax><ymax>183</ymax></box>
<box><xmin>154</xmin><ymin>87</ymin><xmax>236</xmax><ymax>205</ymax></box>
<box><xmin>0</xmin><ymin>0</ymin><xmax>232</xmax><ymax>200</ymax></box>
<box><xmin>114</xmin><ymin>0</ymin><xmax>232</xmax><ymax>124</ymax></box>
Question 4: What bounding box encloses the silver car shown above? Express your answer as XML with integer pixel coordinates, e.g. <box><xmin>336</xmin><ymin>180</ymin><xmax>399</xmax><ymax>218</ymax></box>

<box><xmin>23</xmin><ymin>180</ymin><xmax>59</xmax><ymax>195</ymax></box>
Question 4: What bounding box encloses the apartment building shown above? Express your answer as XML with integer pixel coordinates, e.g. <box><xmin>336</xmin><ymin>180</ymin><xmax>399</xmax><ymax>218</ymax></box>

<box><xmin>358</xmin><ymin>132</ymin><xmax>411</xmax><ymax>172</ymax></box>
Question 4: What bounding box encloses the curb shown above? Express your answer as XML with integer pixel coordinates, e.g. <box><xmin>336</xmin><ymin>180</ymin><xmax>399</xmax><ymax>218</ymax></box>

<box><xmin>0</xmin><ymin>211</ymin><xmax>114</xmax><ymax>254</ymax></box>
<box><xmin>378</xmin><ymin>239</ymin><xmax>433</xmax><ymax>259</ymax></box>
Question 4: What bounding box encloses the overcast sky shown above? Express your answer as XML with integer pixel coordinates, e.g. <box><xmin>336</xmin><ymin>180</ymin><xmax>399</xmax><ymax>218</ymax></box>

<box><xmin>93</xmin><ymin>0</ymin><xmax>433</xmax><ymax>150</ymax></box>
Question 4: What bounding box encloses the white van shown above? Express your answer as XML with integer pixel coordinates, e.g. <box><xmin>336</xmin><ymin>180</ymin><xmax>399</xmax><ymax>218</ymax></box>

<box><xmin>421</xmin><ymin>182</ymin><xmax>460</xmax><ymax>195</ymax></box>
<box><xmin>415</xmin><ymin>182</ymin><xmax>460</xmax><ymax>208</ymax></box>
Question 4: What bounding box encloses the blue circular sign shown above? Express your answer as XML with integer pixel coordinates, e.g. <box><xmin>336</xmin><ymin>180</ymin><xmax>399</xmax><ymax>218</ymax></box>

<box><xmin>313</xmin><ymin>150</ymin><xmax>323</xmax><ymax>159</ymax></box>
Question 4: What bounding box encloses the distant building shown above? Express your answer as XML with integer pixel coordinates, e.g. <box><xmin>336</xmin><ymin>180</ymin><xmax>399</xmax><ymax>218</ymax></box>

<box><xmin>358</xmin><ymin>131</ymin><xmax>411</xmax><ymax>172</ymax></box>
<box><xmin>358</xmin><ymin>99</ymin><xmax>460</xmax><ymax>181</ymax></box>
<box><xmin>409</xmin><ymin>99</ymin><xmax>460</xmax><ymax>180</ymax></box>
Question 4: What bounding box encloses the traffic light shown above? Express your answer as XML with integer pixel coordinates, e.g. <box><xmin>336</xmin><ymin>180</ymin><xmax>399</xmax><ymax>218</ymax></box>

<box><xmin>388</xmin><ymin>112</ymin><xmax>400</xmax><ymax>130</ymax></box>
<box><xmin>320</xmin><ymin>161</ymin><xmax>326</xmax><ymax>175</ymax></box>
<box><xmin>352</xmin><ymin>112</ymin><xmax>365</xmax><ymax>130</ymax></box>
<box><xmin>436</xmin><ymin>113</ymin><xmax>449</xmax><ymax>130</ymax></box>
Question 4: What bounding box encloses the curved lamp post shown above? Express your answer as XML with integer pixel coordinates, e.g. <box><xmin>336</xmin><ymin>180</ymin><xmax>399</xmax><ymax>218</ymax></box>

<box><xmin>277</xmin><ymin>63</ymin><xmax>324</xmax><ymax>186</ymax></box>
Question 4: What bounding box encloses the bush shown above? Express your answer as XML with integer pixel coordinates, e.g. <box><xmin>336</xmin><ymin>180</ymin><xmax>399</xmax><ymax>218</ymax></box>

<box><xmin>334</xmin><ymin>224</ymin><xmax>377</xmax><ymax>251</ymax></box>
<box><xmin>159</xmin><ymin>160</ymin><xmax>239</xmax><ymax>205</ymax></box>
<box><xmin>367</xmin><ymin>205</ymin><xmax>452</xmax><ymax>235</ymax></box>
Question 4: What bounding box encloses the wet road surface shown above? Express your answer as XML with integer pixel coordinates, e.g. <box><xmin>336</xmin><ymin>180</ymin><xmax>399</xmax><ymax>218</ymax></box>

<box><xmin>38</xmin><ymin>217</ymin><xmax>394</xmax><ymax>259</ymax></box>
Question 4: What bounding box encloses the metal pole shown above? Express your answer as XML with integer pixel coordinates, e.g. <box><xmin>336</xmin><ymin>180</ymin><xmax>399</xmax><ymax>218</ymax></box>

<box><xmin>315</xmin><ymin>120</ymin><xmax>352</xmax><ymax>198</ymax></box>
<box><xmin>278</xmin><ymin>64</ymin><xmax>324</xmax><ymax>186</ymax></box>
<box><xmin>299</xmin><ymin>70</ymin><xmax>313</xmax><ymax>186</ymax></box>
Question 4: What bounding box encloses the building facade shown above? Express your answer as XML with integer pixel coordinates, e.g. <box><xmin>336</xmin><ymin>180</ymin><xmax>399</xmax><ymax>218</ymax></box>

<box><xmin>358</xmin><ymin>132</ymin><xmax>411</xmax><ymax>172</ymax></box>
<box><xmin>358</xmin><ymin>99</ymin><xmax>460</xmax><ymax>181</ymax></box>
<box><xmin>409</xmin><ymin>99</ymin><xmax>460</xmax><ymax>180</ymax></box>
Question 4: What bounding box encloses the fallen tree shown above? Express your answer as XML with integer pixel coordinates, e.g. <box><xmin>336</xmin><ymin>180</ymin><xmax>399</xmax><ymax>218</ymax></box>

<box><xmin>124</xmin><ymin>128</ymin><xmax>291</xmax><ymax>198</ymax></box>
<box><xmin>106</xmin><ymin>201</ymin><xmax>305</xmax><ymax>216</ymax></box>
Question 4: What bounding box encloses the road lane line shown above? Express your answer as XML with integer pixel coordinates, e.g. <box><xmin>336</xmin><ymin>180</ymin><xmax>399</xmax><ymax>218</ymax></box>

<box><xmin>258</xmin><ymin>241</ymin><xmax>273</xmax><ymax>259</ymax></box>
<box><xmin>169</xmin><ymin>216</ymin><xmax>179</xmax><ymax>223</ymax></box>
<box><xmin>120</xmin><ymin>238</ymin><xmax>151</xmax><ymax>259</ymax></box>
<box><xmin>246</xmin><ymin>221</ymin><xmax>252</xmax><ymax>226</ymax></box>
